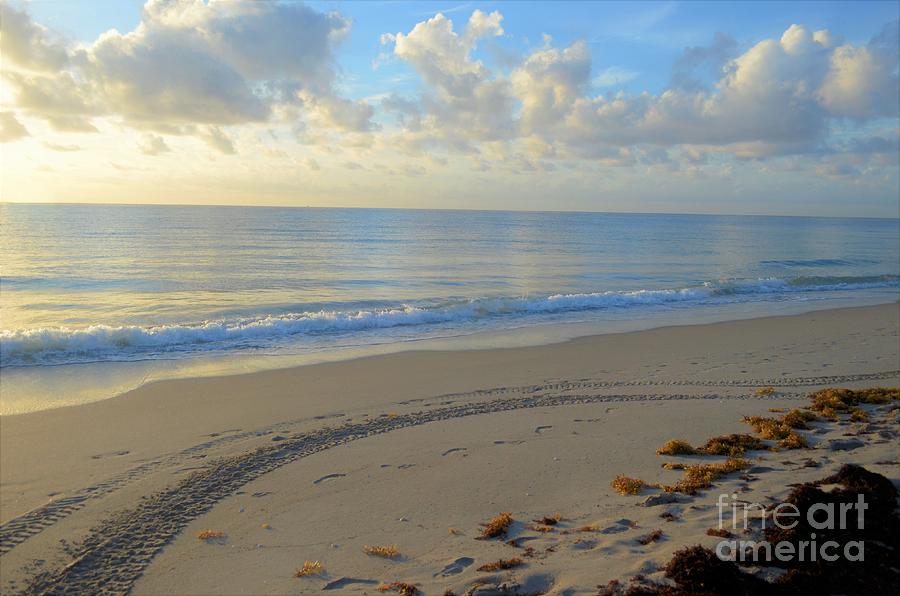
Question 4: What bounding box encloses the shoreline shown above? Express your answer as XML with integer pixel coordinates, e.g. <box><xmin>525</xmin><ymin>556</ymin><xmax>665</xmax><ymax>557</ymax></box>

<box><xmin>0</xmin><ymin>303</ymin><xmax>897</xmax><ymax>594</ymax></box>
<box><xmin>3</xmin><ymin>297</ymin><xmax>897</xmax><ymax>417</ymax></box>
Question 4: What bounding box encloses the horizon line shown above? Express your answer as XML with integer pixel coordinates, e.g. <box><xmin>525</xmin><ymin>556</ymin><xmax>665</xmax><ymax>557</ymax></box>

<box><xmin>1</xmin><ymin>200</ymin><xmax>898</xmax><ymax>221</ymax></box>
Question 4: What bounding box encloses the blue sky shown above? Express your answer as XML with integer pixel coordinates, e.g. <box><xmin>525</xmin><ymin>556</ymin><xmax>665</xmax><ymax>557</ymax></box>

<box><xmin>2</xmin><ymin>1</ymin><xmax>899</xmax><ymax>216</ymax></box>
<box><xmin>326</xmin><ymin>1</ymin><xmax>898</xmax><ymax>96</ymax></box>
<box><xmin>28</xmin><ymin>1</ymin><xmax>898</xmax><ymax>99</ymax></box>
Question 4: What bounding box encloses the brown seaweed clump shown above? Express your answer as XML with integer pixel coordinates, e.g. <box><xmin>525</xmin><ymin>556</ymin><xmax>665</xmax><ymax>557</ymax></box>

<box><xmin>611</xmin><ymin>475</ymin><xmax>646</xmax><ymax>495</ymax></box>
<box><xmin>662</xmin><ymin>459</ymin><xmax>750</xmax><ymax>495</ymax></box>
<box><xmin>377</xmin><ymin>581</ymin><xmax>420</xmax><ymax>595</ymax></box>
<box><xmin>808</xmin><ymin>387</ymin><xmax>899</xmax><ymax>419</ymax></box>
<box><xmin>618</xmin><ymin>465</ymin><xmax>899</xmax><ymax>595</ymax></box>
<box><xmin>781</xmin><ymin>409</ymin><xmax>817</xmax><ymax>429</ymax></box>
<box><xmin>742</xmin><ymin>405</ymin><xmax>820</xmax><ymax>445</ymax></box>
<box><xmin>477</xmin><ymin>512</ymin><xmax>513</xmax><ymax>539</ymax></box>
<box><xmin>196</xmin><ymin>530</ymin><xmax>226</xmax><ymax>541</ymax></box>
<box><xmin>363</xmin><ymin>544</ymin><xmax>400</xmax><ymax>559</ymax></box>
<box><xmin>778</xmin><ymin>431</ymin><xmax>808</xmax><ymax>450</ymax></box>
<box><xmin>476</xmin><ymin>557</ymin><xmax>523</xmax><ymax>572</ymax></box>
<box><xmin>656</xmin><ymin>440</ymin><xmax>698</xmax><ymax>456</ymax></box>
<box><xmin>699</xmin><ymin>434</ymin><xmax>765</xmax><ymax>456</ymax></box>
<box><xmin>294</xmin><ymin>560</ymin><xmax>324</xmax><ymax>577</ymax></box>
<box><xmin>664</xmin><ymin>545</ymin><xmax>764</xmax><ymax>594</ymax></box>
<box><xmin>763</xmin><ymin>464</ymin><xmax>900</xmax><ymax>593</ymax></box>
<box><xmin>742</xmin><ymin>415</ymin><xmax>792</xmax><ymax>440</ymax></box>
<box><xmin>613</xmin><ymin>545</ymin><xmax>767</xmax><ymax>595</ymax></box>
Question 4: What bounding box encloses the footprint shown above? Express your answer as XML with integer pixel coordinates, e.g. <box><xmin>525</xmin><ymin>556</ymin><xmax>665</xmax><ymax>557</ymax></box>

<box><xmin>314</xmin><ymin>413</ymin><xmax>345</xmax><ymax>420</ymax></box>
<box><xmin>494</xmin><ymin>440</ymin><xmax>524</xmax><ymax>446</ymax></box>
<box><xmin>435</xmin><ymin>556</ymin><xmax>474</xmax><ymax>577</ymax></box>
<box><xmin>534</xmin><ymin>426</ymin><xmax>553</xmax><ymax>434</ymax></box>
<box><xmin>398</xmin><ymin>463</ymin><xmax>416</xmax><ymax>469</ymax></box>
<box><xmin>207</xmin><ymin>428</ymin><xmax>241</xmax><ymax>437</ymax></box>
<box><xmin>442</xmin><ymin>448</ymin><xmax>467</xmax><ymax>456</ymax></box>
<box><xmin>90</xmin><ymin>450</ymin><xmax>130</xmax><ymax>460</ymax></box>
<box><xmin>323</xmin><ymin>577</ymin><xmax>378</xmax><ymax>590</ymax></box>
<box><xmin>600</xmin><ymin>519</ymin><xmax>636</xmax><ymax>534</ymax></box>
<box><xmin>313</xmin><ymin>473</ymin><xmax>346</xmax><ymax>485</ymax></box>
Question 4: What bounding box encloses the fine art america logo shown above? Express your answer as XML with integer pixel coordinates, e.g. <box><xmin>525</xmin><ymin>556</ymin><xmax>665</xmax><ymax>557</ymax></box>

<box><xmin>715</xmin><ymin>492</ymin><xmax>868</xmax><ymax>562</ymax></box>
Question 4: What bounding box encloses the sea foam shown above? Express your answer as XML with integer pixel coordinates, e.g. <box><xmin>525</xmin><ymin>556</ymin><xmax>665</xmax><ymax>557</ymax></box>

<box><xmin>2</xmin><ymin>275</ymin><xmax>896</xmax><ymax>367</ymax></box>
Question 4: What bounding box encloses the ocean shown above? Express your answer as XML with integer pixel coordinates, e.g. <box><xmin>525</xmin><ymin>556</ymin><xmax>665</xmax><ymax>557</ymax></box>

<box><xmin>1</xmin><ymin>203</ymin><xmax>898</xmax><ymax>413</ymax></box>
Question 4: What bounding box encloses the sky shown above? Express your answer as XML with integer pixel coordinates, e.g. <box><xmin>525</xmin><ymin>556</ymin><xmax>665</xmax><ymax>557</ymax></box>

<box><xmin>1</xmin><ymin>0</ymin><xmax>898</xmax><ymax>217</ymax></box>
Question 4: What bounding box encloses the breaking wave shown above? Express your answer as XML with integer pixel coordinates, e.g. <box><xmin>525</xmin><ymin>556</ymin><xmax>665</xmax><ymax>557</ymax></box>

<box><xmin>2</xmin><ymin>275</ymin><xmax>897</xmax><ymax>367</ymax></box>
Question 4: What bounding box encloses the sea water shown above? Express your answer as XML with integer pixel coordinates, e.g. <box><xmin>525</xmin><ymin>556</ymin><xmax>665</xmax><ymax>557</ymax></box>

<box><xmin>2</xmin><ymin>203</ymin><xmax>898</xmax><ymax>413</ymax></box>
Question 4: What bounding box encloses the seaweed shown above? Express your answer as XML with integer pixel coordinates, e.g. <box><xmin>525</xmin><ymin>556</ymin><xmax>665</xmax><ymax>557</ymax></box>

<box><xmin>778</xmin><ymin>431</ymin><xmax>808</xmax><ymax>450</ymax></box>
<box><xmin>378</xmin><ymin>581</ymin><xmax>419</xmax><ymax>595</ymax></box>
<box><xmin>294</xmin><ymin>560</ymin><xmax>324</xmax><ymax>578</ymax></box>
<box><xmin>699</xmin><ymin>434</ymin><xmax>764</xmax><ymax>456</ymax></box>
<box><xmin>742</xmin><ymin>415</ymin><xmax>791</xmax><ymax>440</ymax></box>
<box><xmin>196</xmin><ymin>530</ymin><xmax>226</xmax><ymax>541</ymax></box>
<box><xmin>476</xmin><ymin>557</ymin><xmax>523</xmax><ymax>572</ymax></box>
<box><xmin>656</xmin><ymin>440</ymin><xmax>698</xmax><ymax>456</ymax></box>
<box><xmin>477</xmin><ymin>512</ymin><xmax>513</xmax><ymax>539</ymax></box>
<box><xmin>363</xmin><ymin>544</ymin><xmax>400</xmax><ymax>559</ymax></box>
<box><xmin>662</xmin><ymin>459</ymin><xmax>750</xmax><ymax>495</ymax></box>
<box><xmin>611</xmin><ymin>475</ymin><xmax>646</xmax><ymax>495</ymax></box>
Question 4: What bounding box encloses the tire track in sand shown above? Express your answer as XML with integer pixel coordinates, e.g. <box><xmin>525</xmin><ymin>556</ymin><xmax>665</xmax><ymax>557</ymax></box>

<box><xmin>11</xmin><ymin>386</ymin><xmax>868</xmax><ymax>595</ymax></box>
<box><xmin>1</xmin><ymin>370</ymin><xmax>896</xmax><ymax>560</ymax></box>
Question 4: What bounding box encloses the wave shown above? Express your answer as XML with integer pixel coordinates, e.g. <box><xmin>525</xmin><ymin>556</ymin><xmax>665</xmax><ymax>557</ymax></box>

<box><xmin>2</xmin><ymin>275</ymin><xmax>897</xmax><ymax>367</ymax></box>
<box><xmin>758</xmin><ymin>258</ymin><xmax>877</xmax><ymax>268</ymax></box>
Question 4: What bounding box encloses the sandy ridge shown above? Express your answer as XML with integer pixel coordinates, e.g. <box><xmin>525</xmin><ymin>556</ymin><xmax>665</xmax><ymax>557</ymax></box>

<box><xmin>13</xmin><ymin>373</ymin><xmax>897</xmax><ymax>596</ymax></box>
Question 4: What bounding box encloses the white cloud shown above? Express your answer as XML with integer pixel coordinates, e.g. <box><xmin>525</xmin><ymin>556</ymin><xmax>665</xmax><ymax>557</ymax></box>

<box><xmin>201</xmin><ymin>127</ymin><xmax>236</xmax><ymax>154</ymax></box>
<box><xmin>593</xmin><ymin>66</ymin><xmax>639</xmax><ymax>88</ymax></box>
<box><xmin>0</xmin><ymin>111</ymin><xmax>29</xmax><ymax>142</ymax></box>
<box><xmin>137</xmin><ymin>134</ymin><xmax>170</xmax><ymax>155</ymax></box>
<box><xmin>3</xmin><ymin>71</ymin><xmax>100</xmax><ymax>132</ymax></box>
<box><xmin>511</xmin><ymin>40</ymin><xmax>591</xmax><ymax>136</ymax></box>
<box><xmin>2</xmin><ymin>2</ymin><xmax>897</xmax><ymax>200</ymax></box>
<box><xmin>387</xmin><ymin>10</ymin><xmax>502</xmax><ymax>96</ymax></box>
<box><xmin>377</xmin><ymin>10</ymin><xmax>898</xmax><ymax>184</ymax></box>
<box><xmin>818</xmin><ymin>22</ymin><xmax>899</xmax><ymax>118</ymax></box>
<box><xmin>43</xmin><ymin>141</ymin><xmax>81</xmax><ymax>152</ymax></box>
<box><xmin>381</xmin><ymin>10</ymin><xmax>516</xmax><ymax>152</ymax></box>
<box><xmin>0</xmin><ymin>1</ymin><xmax>68</xmax><ymax>71</ymax></box>
<box><xmin>0</xmin><ymin>0</ymin><xmax>369</xmax><ymax>140</ymax></box>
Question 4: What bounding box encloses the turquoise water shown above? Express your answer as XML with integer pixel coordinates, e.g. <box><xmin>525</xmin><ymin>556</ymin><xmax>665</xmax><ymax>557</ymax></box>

<box><xmin>1</xmin><ymin>204</ymin><xmax>898</xmax><ymax>412</ymax></box>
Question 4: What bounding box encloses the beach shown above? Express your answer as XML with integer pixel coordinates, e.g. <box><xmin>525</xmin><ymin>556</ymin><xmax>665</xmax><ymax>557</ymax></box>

<box><xmin>1</xmin><ymin>303</ymin><xmax>897</xmax><ymax>594</ymax></box>
<box><xmin>4</xmin><ymin>1</ymin><xmax>900</xmax><ymax>593</ymax></box>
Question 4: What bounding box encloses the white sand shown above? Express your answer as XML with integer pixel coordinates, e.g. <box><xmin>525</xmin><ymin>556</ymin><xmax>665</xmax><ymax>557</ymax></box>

<box><xmin>0</xmin><ymin>303</ymin><xmax>897</xmax><ymax>594</ymax></box>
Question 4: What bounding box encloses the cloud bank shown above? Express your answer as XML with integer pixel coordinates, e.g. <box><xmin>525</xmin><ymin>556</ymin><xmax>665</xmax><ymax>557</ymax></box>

<box><xmin>0</xmin><ymin>1</ymin><xmax>897</xmax><ymax>211</ymax></box>
<box><xmin>1</xmin><ymin>0</ymin><xmax>362</xmax><ymax>151</ymax></box>
<box><xmin>380</xmin><ymin>13</ymin><xmax>899</xmax><ymax>169</ymax></box>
